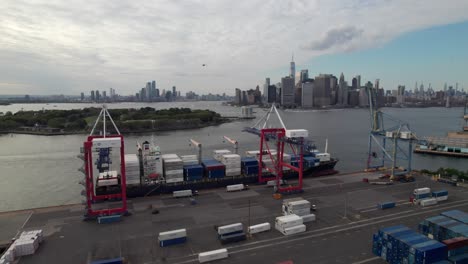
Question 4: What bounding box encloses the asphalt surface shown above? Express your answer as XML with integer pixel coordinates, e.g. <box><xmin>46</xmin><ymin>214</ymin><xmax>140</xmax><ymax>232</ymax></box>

<box><xmin>1</xmin><ymin>171</ymin><xmax>467</xmax><ymax>264</ymax></box>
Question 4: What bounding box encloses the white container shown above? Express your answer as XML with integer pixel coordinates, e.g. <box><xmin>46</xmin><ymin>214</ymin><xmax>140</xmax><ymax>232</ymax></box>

<box><xmin>301</xmin><ymin>214</ymin><xmax>316</xmax><ymax>223</ymax></box>
<box><xmin>287</xmin><ymin>200</ymin><xmax>311</xmax><ymax>211</ymax></box>
<box><xmin>96</xmin><ymin>178</ymin><xmax>119</xmax><ymax>187</ymax></box>
<box><xmin>400</xmin><ymin>131</ymin><xmax>412</xmax><ymax>139</ymax></box>
<box><xmin>158</xmin><ymin>229</ymin><xmax>187</xmax><ymax>241</ymax></box>
<box><xmin>435</xmin><ymin>196</ymin><xmax>448</xmax><ymax>202</ymax></box>
<box><xmin>420</xmin><ymin>198</ymin><xmax>438</xmax><ymax>207</ymax></box>
<box><xmin>226</xmin><ymin>184</ymin><xmax>245</xmax><ymax>192</ymax></box>
<box><xmin>281</xmin><ymin>224</ymin><xmax>306</xmax><ymax>235</ymax></box>
<box><xmin>162</xmin><ymin>154</ymin><xmax>179</xmax><ymax>160</ymax></box>
<box><xmin>386</xmin><ymin>131</ymin><xmax>396</xmax><ymax>138</ymax></box>
<box><xmin>286</xmin><ymin>129</ymin><xmax>309</xmax><ymax>138</ymax></box>
<box><xmin>198</xmin><ymin>248</ymin><xmax>228</xmax><ymax>263</ymax></box>
<box><xmin>165</xmin><ymin>169</ymin><xmax>184</xmax><ymax>176</ymax></box>
<box><xmin>414</xmin><ymin>187</ymin><xmax>431</xmax><ymax>195</ymax></box>
<box><xmin>213</xmin><ymin>149</ymin><xmax>232</xmax><ymax>161</ymax></box>
<box><xmin>275</xmin><ymin>215</ymin><xmax>303</xmax><ymax>229</ymax></box>
<box><xmin>173</xmin><ymin>190</ymin><xmax>193</xmax><ymax>198</ymax></box>
<box><xmin>248</xmin><ymin>223</ymin><xmax>271</xmax><ymax>234</ymax></box>
<box><xmin>166</xmin><ymin>178</ymin><xmax>184</xmax><ymax>183</ymax></box>
<box><xmin>288</xmin><ymin>208</ymin><xmax>310</xmax><ymax>217</ymax></box>
<box><xmin>92</xmin><ymin>137</ymin><xmax>121</xmax><ymax>148</ymax></box>
<box><xmin>218</xmin><ymin>223</ymin><xmax>243</xmax><ymax>235</ymax></box>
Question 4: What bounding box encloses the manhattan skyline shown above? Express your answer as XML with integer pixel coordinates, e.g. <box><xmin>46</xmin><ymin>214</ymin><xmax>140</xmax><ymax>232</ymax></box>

<box><xmin>1</xmin><ymin>1</ymin><xmax>468</xmax><ymax>95</ymax></box>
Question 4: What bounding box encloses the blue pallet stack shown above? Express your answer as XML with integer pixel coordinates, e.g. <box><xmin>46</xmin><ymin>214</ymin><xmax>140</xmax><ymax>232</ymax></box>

<box><xmin>201</xmin><ymin>159</ymin><xmax>225</xmax><ymax>179</ymax></box>
<box><xmin>241</xmin><ymin>157</ymin><xmax>259</xmax><ymax>176</ymax></box>
<box><xmin>373</xmin><ymin>225</ymin><xmax>447</xmax><ymax>264</ymax></box>
<box><xmin>183</xmin><ymin>164</ymin><xmax>204</xmax><ymax>181</ymax></box>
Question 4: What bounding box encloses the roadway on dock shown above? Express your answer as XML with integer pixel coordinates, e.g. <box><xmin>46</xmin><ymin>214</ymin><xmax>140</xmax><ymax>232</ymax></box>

<box><xmin>1</xmin><ymin>171</ymin><xmax>467</xmax><ymax>264</ymax></box>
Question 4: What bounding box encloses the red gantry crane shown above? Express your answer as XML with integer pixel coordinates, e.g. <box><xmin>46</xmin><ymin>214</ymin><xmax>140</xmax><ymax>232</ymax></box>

<box><xmin>243</xmin><ymin>105</ymin><xmax>311</xmax><ymax>194</ymax></box>
<box><xmin>79</xmin><ymin>105</ymin><xmax>128</xmax><ymax>220</ymax></box>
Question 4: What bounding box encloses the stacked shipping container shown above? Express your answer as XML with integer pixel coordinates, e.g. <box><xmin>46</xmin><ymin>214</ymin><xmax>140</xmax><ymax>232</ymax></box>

<box><xmin>125</xmin><ymin>154</ymin><xmax>140</xmax><ymax>185</ymax></box>
<box><xmin>162</xmin><ymin>154</ymin><xmax>184</xmax><ymax>183</ymax></box>
<box><xmin>202</xmin><ymin>159</ymin><xmax>225</xmax><ymax>179</ymax></box>
<box><xmin>372</xmin><ymin>225</ymin><xmax>447</xmax><ymax>264</ymax></box>
<box><xmin>220</xmin><ymin>154</ymin><xmax>241</xmax><ymax>177</ymax></box>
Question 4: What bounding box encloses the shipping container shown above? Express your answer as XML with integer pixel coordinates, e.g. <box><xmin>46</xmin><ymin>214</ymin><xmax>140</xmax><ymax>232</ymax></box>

<box><xmin>159</xmin><ymin>236</ymin><xmax>187</xmax><ymax>247</ymax></box>
<box><xmin>218</xmin><ymin>223</ymin><xmax>243</xmax><ymax>236</ymax></box>
<box><xmin>198</xmin><ymin>248</ymin><xmax>229</xmax><ymax>263</ymax></box>
<box><xmin>248</xmin><ymin>223</ymin><xmax>271</xmax><ymax>234</ymax></box>
<box><xmin>173</xmin><ymin>190</ymin><xmax>193</xmax><ymax>198</ymax></box>
<box><xmin>279</xmin><ymin>224</ymin><xmax>306</xmax><ymax>236</ymax></box>
<box><xmin>420</xmin><ymin>198</ymin><xmax>438</xmax><ymax>207</ymax></box>
<box><xmin>441</xmin><ymin>210</ymin><xmax>468</xmax><ymax>224</ymax></box>
<box><xmin>226</xmin><ymin>184</ymin><xmax>245</xmax><ymax>192</ymax></box>
<box><xmin>97</xmin><ymin>215</ymin><xmax>121</xmax><ymax>224</ymax></box>
<box><xmin>448</xmin><ymin>253</ymin><xmax>468</xmax><ymax>264</ymax></box>
<box><xmin>220</xmin><ymin>232</ymin><xmax>246</xmax><ymax>244</ymax></box>
<box><xmin>377</xmin><ymin>201</ymin><xmax>396</xmax><ymax>210</ymax></box>
<box><xmin>432</xmin><ymin>190</ymin><xmax>449</xmax><ymax>197</ymax></box>
<box><xmin>275</xmin><ymin>215</ymin><xmax>303</xmax><ymax>229</ymax></box>
<box><xmin>301</xmin><ymin>214</ymin><xmax>316</xmax><ymax>223</ymax></box>
<box><xmin>158</xmin><ymin>229</ymin><xmax>187</xmax><ymax>241</ymax></box>
<box><xmin>414</xmin><ymin>187</ymin><xmax>431</xmax><ymax>195</ymax></box>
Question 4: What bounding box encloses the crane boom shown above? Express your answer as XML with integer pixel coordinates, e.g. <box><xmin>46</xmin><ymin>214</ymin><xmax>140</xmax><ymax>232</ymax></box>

<box><xmin>189</xmin><ymin>139</ymin><xmax>202</xmax><ymax>164</ymax></box>
<box><xmin>223</xmin><ymin>136</ymin><xmax>238</xmax><ymax>154</ymax></box>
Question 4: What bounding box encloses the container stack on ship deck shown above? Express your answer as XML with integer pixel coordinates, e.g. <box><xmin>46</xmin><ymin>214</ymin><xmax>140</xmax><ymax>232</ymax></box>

<box><xmin>241</xmin><ymin>157</ymin><xmax>259</xmax><ymax>176</ymax></box>
<box><xmin>162</xmin><ymin>154</ymin><xmax>184</xmax><ymax>183</ymax></box>
<box><xmin>202</xmin><ymin>159</ymin><xmax>225</xmax><ymax>179</ymax></box>
<box><xmin>125</xmin><ymin>154</ymin><xmax>140</xmax><ymax>185</ymax></box>
<box><xmin>220</xmin><ymin>154</ymin><xmax>241</xmax><ymax>177</ymax></box>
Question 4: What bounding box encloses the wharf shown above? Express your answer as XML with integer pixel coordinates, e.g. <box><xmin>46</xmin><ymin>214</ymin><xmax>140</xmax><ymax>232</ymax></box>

<box><xmin>1</xmin><ymin>171</ymin><xmax>468</xmax><ymax>264</ymax></box>
<box><xmin>414</xmin><ymin>148</ymin><xmax>468</xmax><ymax>157</ymax></box>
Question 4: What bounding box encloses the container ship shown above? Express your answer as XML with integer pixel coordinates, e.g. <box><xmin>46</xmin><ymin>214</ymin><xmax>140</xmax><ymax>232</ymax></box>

<box><xmin>96</xmin><ymin>141</ymin><xmax>338</xmax><ymax>198</ymax></box>
<box><xmin>414</xmin><ymin>97</ymin><xmax>468</xmax><ymax>157</ymax></box>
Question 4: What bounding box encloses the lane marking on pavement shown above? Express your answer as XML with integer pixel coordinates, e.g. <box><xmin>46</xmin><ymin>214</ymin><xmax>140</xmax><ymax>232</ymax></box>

<box><xmin>352</xmin><ymin>256</ymin><xmax>380</xmax><ymax>264</ymax></box>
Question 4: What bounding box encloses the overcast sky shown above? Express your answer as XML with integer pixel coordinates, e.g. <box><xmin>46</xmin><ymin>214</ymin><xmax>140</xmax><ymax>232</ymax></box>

<box><xmin>1</xmin><ymin>0</ymin><xmax>468</xmax><ymax>96</ymax></box>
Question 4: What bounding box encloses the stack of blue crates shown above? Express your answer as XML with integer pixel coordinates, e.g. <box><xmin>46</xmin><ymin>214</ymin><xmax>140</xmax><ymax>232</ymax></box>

<box><xmin>183</xmin><ymin>164</ymin><xmax>204</xmax><ymax>181</ymax></box>
<box><xmin>201</xmin><ymin>159</ymin><xmax>225</xmax><ymax>179</ymax></box>
<box><xmin>372</xmin><ymin>225</ymin><xmax>447</xmax><ymax>264</ymax></box>
<box><xmin>241</xmin><ymin>157</ymin><xmax>258</xmax><ymax>176</ymax></box>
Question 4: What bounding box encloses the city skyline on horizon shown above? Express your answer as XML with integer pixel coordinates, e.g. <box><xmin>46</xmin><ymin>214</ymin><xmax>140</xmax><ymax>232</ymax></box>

<box><xmin>1</xmin><ymin>1</ymin><xmax>468</xmax><ymax>96</ymax></box>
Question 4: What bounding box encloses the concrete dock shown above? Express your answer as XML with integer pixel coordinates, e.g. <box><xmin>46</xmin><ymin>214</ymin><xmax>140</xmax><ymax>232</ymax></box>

<box><xmin>1</xmin><ymin>171</ymin><xmax>467</xmax><ymax>264</ymax></box>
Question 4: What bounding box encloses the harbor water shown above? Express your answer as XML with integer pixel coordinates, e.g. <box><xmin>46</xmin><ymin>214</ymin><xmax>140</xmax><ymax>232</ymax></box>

<box><xmin>0</xmin><ymin>102</ymin><xmax>466</xmax><ymax>212</ymax></box>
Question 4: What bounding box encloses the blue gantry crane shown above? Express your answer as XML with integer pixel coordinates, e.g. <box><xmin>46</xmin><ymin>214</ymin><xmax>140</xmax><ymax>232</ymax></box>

<box><xmin>366</xmin><ymin>87</ymin><xmax>424</xmax><ymax>179</ymax></box>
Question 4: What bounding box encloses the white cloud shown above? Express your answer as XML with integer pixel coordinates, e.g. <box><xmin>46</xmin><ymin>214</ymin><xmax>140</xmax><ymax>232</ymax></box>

<box><xmin>0</xmin><ymin>0</ymin><xmax>467</xmax><ymax>95</ymax></box>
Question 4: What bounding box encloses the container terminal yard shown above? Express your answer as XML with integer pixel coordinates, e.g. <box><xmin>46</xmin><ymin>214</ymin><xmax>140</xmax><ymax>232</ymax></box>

<box><xmin>1</xmin><ymin>104</ymin><xmax>468</xmax><ymax>264</ymax></box>
<box><xmin>1</xmin><ymin>170</ymin><xmax>467</xmax><ymax>264</ymax></box>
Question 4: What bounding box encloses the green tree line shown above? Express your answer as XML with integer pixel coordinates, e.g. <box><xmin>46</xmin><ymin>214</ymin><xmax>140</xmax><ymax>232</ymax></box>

<box><xmin>0</xmin><ymin>107</ymin><xmax>222</xmax><ymax>132</ymax></box>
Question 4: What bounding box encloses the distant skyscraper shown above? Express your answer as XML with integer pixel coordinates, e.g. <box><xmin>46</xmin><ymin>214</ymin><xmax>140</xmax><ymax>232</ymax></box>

<box><xmin>96</xmin><ymin>90</ymin><xmax>101</xmax><ymax>102</ymax></box>
<box><xmin>155</xmin><ymin>88</ymin><xmax>160</xmax><ymax>97</ymax></box>
<box><xmin>146</xmin><ymin>82</ymin><xmax>151</xmax><ymax>101</ymax></box>
<box><xmin>338</xmin><ymin>73</ymin><xmax>348</xmax><ymax>105</ymax></box>
<box><xmin>140</xmin><ymin>88</ymin><xmax>146</xmax><ymax>101</ymax></box>
<box><xmin>152</xmin><ymin>80</ymin><xmax>156</xmax><ymax>95</ymax></box>
<box><xmin>300</xmin><ymin>70</ymin><xmax>308</xmax><ymax>83</ymax></box>
<box><xmin>90</xmin><ymin>90</ymin><xmax>95</xmax><ymax>101</ymax></box>
<box><xmin>235</xmin><ymin>88</ymin><xmax>241</xmax><ymax>105</ymax></box>
<box><xmin>267</xmin><ymin>85</ymin><xmax>276</xmax><ymax>103</ymax></box>
<box><xmin>375</xmin><ymin>79</ymin><xmax>380</xmax><ymax>90</ymax></box>
<box><xmin>281</xmin><ymin>76</ymin><xmax>295</xmax><ymax>107</ymax></box>
<box><xmin>290</xmin><ymin>54</ymin><xmax>295</xmax><ymax>81</ymax></box>
<box><xmin>172</xmin><ymin>86</ymin><xmax>176</xmax><ymax>97</ymax></box>
<box><xmin>263</xmin><ymin>78</ymin><xmax>270</xmax><ymax>101</ymax></box>
<box><xmin>103</xmin><ymin>91</ymin><xmax>107</xmax><ymax>98</ymax></box>
<box><xmin>80</xmin><ymin>92</ymin><xmax>84</xmax><ymax>101</ymax></box>
<box><xmin>313</xmin><ymin>74</ymin><xmax>332</xmax><ymax>107</ymax></box>
<box><xmin>356</xmin><ymin>75</ymin><xmax>361</xmax><ymax>88</ymax></box>
<box><xmin>302</xmin><ymin>80</ymin><xmax>314</xmax><ymax>108</ymax></box>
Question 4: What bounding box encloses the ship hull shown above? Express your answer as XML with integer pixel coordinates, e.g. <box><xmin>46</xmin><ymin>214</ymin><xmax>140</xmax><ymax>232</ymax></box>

<box><xmin>125</xmin><ymin>159</ymin><xmax>338</xmax><ymax>197</ymax></box>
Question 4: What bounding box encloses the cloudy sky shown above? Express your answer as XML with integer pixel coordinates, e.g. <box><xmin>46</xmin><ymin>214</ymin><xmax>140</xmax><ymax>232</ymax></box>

<box><xmin>1</xmin><ymin>0</ymin><xmax>468</xmax><ymax>96</ymax></box>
